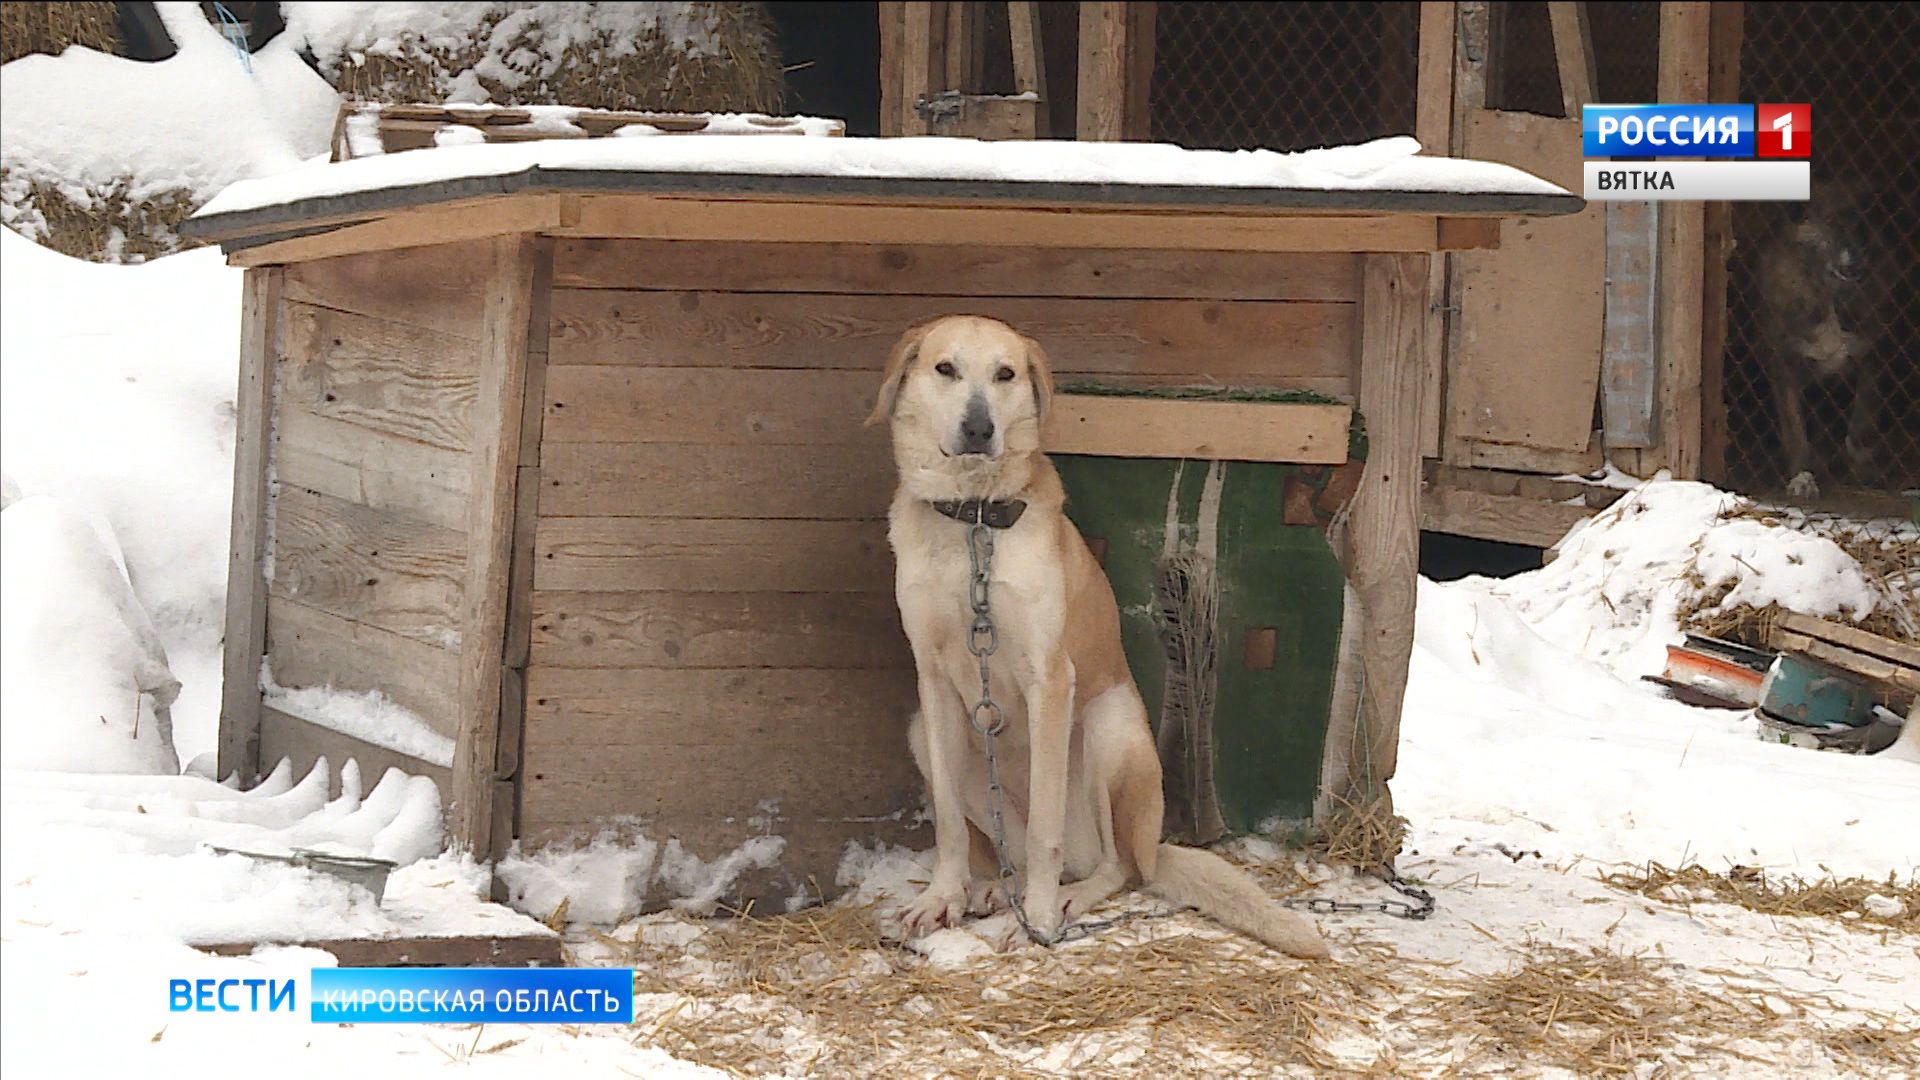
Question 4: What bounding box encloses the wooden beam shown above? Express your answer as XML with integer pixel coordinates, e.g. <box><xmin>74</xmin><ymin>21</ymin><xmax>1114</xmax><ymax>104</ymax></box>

<box><xmin>878</xmin><ymin>2</ymin><xmax>907</xmax><ymax>137</ymax></box>
<box><xmin>945</xmin><ymin>0</ymin><xmax>976</xmax><ymax>94</ymax></box>
<box><xmin>1416</xmin><ymin>2</ymin><xmax>1459</xmax><ymax>459</ymax></box>
<box><xmin>1699</xmin><ymin>0</ymin><xmax>1743</xmax><ymax>482</ymax></box>
<box><xmin>1076</xmin><ymin>2</ymin><xmax>1130</xmax><ymax>141</ymax></box>
<box><xmin>557</xmin><ymin>196</ymin><xmax>1468</xmax><ymax>253</ymax></box>
<box><xmin>1654</xmin><ymin>2</ymin><xmax>1711</xmax><ymax>479</ymax></box>
<box><xmin>1044</xmin><ymin>398</ymin><xmax>1352</xmax><ymax>464</ymax></box>
<box><xmin>1009</xmin><ymin>1</ymin><xmax>1046</xmax><ymax>98</ymax></box>
<box><xmin>1602</xmin><ymin>199</ymin><xmax>1659</xmax><ymax>448</ymax></box>
<box><xmin>1420</xmin><ymin>484</ymin><xmax>1594</xmax><ymax>547</ymax></box>
<box><xmin>448</xmin><ymin>236</ymin><xmax>543</xmax><ymax>858</ymax></box>
<box><xmin>1775</xmin><ymin>612</ymin><xmax>1920</xmax><ymax>670</ymax></box>
<box><xmin>228</xmin><ymin>195</ymin><xmax>564</xmax><ymax>268</ymax></box>
<box><xmin>1547</xmin><ymin>2</ymin><xmax>1597</xmax><ymax>116</ymax></box>
<box><xmin>1343</xmin><ymin>253</ymin><xmax>1429</xmax><ymax>814</ymax></box>
<box><xmin>900</xmin><ymin>2</ymin><xmax>937</xmax><ymax>136</ymax></box>
<box><xmin>218</xmin><ymin>268</ymin><xmax>283</xmax><ymax>785</ymax></box>
<box><xmin>1124</xmin><ymin>2</ymin><xmax>1157</xmax><ymax>142</ymax></box>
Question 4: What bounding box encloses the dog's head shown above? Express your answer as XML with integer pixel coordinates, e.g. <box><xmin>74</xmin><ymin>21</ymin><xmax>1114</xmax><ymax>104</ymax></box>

<box><xmin>866</xmin><ymin>315</ymin><xmax>1055</xmax><ymax>468</ymax></box>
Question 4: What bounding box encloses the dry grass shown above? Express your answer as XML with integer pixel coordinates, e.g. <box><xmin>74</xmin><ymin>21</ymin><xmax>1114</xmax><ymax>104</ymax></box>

<box><xmin>0</xmin><ymin>169</ymin><xmax>201</xmax><ymax>263</ymax></box>
<box><xmin>1311</xmin><ymin>790</ymin><xmax>1410</xmax><ymax>871</ymax></box>
<box><xmin>330</xmin><ymin>2</ymin><xmax>785</xmax><ymax>114</ymax></box>
<box><xmin>0</xmin><ymin>1</ymin><xmax>120</xmax><ymax>66</ymax></box>
<box><xmin>1601</xmin><ymin>861</ymin><xmax>1920</xmax><ymax>935</ymax></box>
<box><xmin>1679</xmin><ymin>505</ymin><xmax>1920</xmax><ymax>646</ymax></box>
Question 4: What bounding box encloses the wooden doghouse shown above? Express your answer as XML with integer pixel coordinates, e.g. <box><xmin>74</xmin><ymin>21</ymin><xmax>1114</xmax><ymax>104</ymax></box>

<box><xmin>183</xmin><ymin>139</ymin><xmax>1575</xmax><ymax>906</ymax></box>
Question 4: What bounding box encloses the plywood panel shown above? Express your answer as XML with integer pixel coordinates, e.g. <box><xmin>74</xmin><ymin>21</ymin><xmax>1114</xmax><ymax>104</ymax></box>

<box><xmin>530</xmin><ymin>591</ymin><xmax>911</xmax><ymax>669</ymax></box>
<box><xmin>259</xmin><ymin>706</ymin><xmax>451</xmax><ymax>800</ymax></box>
<box><xmin>269</xmin><ymin>486</ymin><xmax>466</xmax><ymax>646</ymax></box>
<box><xmin>274</xmin><ymin>406</ymin><xmax>472</xmax><ymax>534</ymax></box>
<box><xmin>265</xmin><ymin>598</ymin><xmax>461</xmax><ymax>739</ymax></box>
<box><xmin>1450</xmin><ymin>109</ymin><xmax>1604</xmax><ymax>454</ymax></box>
<box><xmin>534</xmin><ymin>518</ymin><xmax>894</xmax><ymax>593</ymax></box>
<box><xmin>547</xmin><ymin>292</ymin><xmax>1356</xmax><ymax>385</ymax></box>
<box><xmin>551</xmin><ymin>240</ymin><xmax>1364</xmax><ymax>302</ymax></box>
<box><xmin>540</xmin><ymin>441</ymin><xmax>895</xmax><ymax>520</ymax></box>
<box><xmin>542</xmin><ymin>368</ymin><xmax>876</xmax><ymax>445</ymax></box>
<box><xmin>281</xmin><ymin>241</ymin><xmax>489</xmax><ymax>337</ymax></box>
<box><xmin>280</xmin><ymin>301</ymin><xmax>478</xmax><ymax>453</ymax></box>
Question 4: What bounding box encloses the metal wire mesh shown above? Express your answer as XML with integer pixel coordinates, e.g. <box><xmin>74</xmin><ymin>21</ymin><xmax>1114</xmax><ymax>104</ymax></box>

<box><xmin>1723</xmin><ymin>2</ymin><xmax>1920</xmax><ymax>504</ymax></box>
<box><xmin>1149</xmin><ymin>2</ymin><xmax>1419</xmax><ymax>152</ymax></box>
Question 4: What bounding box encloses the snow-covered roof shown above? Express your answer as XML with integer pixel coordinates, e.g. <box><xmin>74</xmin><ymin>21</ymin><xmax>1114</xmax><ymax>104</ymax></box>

<box><xmin>184</xmin><ymin>134</ymin><xmax>1580</xmax><ymax>241</ymax></box>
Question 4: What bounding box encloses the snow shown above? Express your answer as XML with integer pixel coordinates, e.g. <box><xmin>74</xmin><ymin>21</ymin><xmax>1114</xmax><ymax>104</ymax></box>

<box><xmin>0</xmin><ymin>226</ymin><xmax>239</xmax><ymax>761</ymax></box>
<box><xmin>196</xmin><ymin>133</ymin><xmax>1569</xmax><ymax>219</ymax></box>
<box><xmin>496</xmin><ymin>828</ymin><xmax>788</xmax><ymax>923</ymax></box>
<box><xmin>261</xmin><ymin>665</ymin><xmax>457</xmax><ymax>768</ymax></box>
<box><xmin>0</xmin><ymin>3</ymin><xmax>336</xmax><ymax>212</ymax></box>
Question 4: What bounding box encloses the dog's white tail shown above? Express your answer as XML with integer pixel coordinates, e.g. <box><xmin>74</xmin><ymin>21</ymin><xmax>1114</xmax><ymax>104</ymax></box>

<box><xmin>1145</xmin><ymin>843</ymin><xmax>1330</xmax><ymax>959</ymax></box>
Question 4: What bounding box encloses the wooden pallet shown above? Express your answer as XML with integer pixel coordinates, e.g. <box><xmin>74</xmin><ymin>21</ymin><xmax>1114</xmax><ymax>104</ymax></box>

<box><xmin>332</xmin><ymin>102</ymin><xmax>844</xmax><ymax>162</ymax></box>
<box><xmin>1768</xmin><ymin>611</ymin><xmax>1920</xmax><ymax>710</ymax></box>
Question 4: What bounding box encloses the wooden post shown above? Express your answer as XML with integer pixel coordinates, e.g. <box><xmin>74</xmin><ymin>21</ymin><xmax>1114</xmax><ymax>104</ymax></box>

<box><xmin>1698</xmin><ymin>1</ymin><xmax>1744</xmax><ymax>483</ymax></box>
<box><xmin>1441</xmin><ymin>1</ymin><xmax>1489</xmax><ymax>465</ymax></box>
<box><xmin>878</xmin><ymin>2</ymin><xmax>906</xmax><ymax>136</ymax></box>
<box><xmin>1343</xmin><ymin>253</ymin><xmax>1429</xmax><ymax>813</ymax></box>
<box><xmin>1009</xmin><ymin>1</ymin><xmax>1046</xmax><ymax>98</ymax></box>
<box><xmin>899</xmin><ymin>2</ymin><xmax>937</xmax><ymax>136</ymax></box>
<box><xmin>1547</xmin><ymin>2</ymin><xmax>1597</xmax><ymax>115</ymax></box>
<box><xmin>1076</xmin><ymin>1</ymin><xmax>1150</xmax><ymax>141</ymax></box>
<box><xmin>449</xmin><ymin>235</ymin><xmax>543</xmax><ymax>858</ymax></box>
<box><xmin>217</xmin><ymin>267</ymin><xmax>284</xmax><ymax>785</ymax></box>
<box><xmin>1654</xmin><ymin>2</ymin><xmax>1710</xmax><ymax>479</ymax></box>
<box><xmin>1415</xmin><ymin>1</ymin><xmax>1457</xmax><ymax>459</ymax></box>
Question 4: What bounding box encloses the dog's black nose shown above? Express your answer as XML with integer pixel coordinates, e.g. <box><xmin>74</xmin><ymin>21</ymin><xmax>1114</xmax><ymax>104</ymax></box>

<box><xmin>958</xmin><ymin>400</ymin><xmax>995</xmax><ymax>454</ymax></box>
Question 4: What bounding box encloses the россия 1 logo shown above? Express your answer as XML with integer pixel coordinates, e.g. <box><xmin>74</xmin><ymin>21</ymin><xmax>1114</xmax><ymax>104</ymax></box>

<box><xmin>1581</xmin><ymin>103</ymin><xmax>1810</xmax><ymax>202</ymax></box>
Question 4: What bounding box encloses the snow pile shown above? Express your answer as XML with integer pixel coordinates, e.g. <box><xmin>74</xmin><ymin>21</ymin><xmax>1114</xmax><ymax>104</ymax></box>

<box><xmin>498</xmin><ymin>829</ymin><xmax>787</xmax><ymax>923</ymax></box>
<box><xmin>0</xmin><ymin>2</ymin><xmax>336</xmax><ymax>255</ymax></box>
<box><xmin>196</xmin><ymin>132</ymin><xmax>1569</xmax><ymax>220</ymax></box>
<box><xmin>261</xmin><ymin>665</ymin><xmax>456</xmax><ymax>768</ymax></box>
<box><xmin>1398</xmin><ymin>479</ymin><xmax>1918</xmax><ymax>880</ymax></box>
<box><xmin>1487</xmin><ymin>479</ymin><xmax>1880</xmax><ymax>681</ymax></box>
<box><xmin>1</xmin><ymin>496</ymin><xmax>182</xmax><ymax>774</ymax></box>
<box><xmin>0</xmin><ymin>226</ymin><xmax>239</xmax><ymax>761</ymax></box>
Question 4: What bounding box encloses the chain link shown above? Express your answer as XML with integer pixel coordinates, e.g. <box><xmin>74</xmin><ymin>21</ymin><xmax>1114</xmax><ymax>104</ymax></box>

<box><xmin>1280</xmin><ymin>861</ymin><xmax>1437</xmax><ymax>921</ymax></box>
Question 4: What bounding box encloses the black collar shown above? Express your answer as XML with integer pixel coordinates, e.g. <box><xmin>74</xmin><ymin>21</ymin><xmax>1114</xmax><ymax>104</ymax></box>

<box><xmin>930</xmin><ymin>498</ymin><xmax>1028</xmax><ymax>529</ymax></box>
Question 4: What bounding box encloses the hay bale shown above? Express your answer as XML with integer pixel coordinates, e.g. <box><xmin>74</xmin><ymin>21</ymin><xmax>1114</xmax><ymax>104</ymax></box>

<box><xmin>0</xmin><ymin>167</ymin><xmax>200</xmax><ymax>263</ymax></box>
<box><xmin>0</xmin><ymin>1</ymin><xmax>121</xmax><ymax>66</ymax></box>
<box><xmin>300</xmin><ymin>2</ymin><xmax>786</xmax><ymax>114</ymax></box>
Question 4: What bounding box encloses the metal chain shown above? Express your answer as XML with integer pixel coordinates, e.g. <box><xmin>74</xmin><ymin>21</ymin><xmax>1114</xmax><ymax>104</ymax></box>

<box><xmin>1280</xmin><ymin>861</ymin><xmax>1437</xmax><ymax>921</ymax></box>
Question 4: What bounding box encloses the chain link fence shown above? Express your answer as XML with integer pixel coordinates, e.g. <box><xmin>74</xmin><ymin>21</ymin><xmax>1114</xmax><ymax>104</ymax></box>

<box><xmin>1724</xmin><ymin>2</ymin><xmax>1919</xmax><ymax>505</ymax></box>
<box><xmin>1149</xmin><ymin>2</ymin><xmax>1418</xmax><ymax>153</ymax></box>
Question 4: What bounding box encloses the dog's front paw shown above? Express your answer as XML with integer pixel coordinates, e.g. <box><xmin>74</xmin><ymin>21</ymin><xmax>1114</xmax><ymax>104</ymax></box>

<box><xmin>1020</xmin><ymin>896</ymin><xmax>1064</xmax><ymax>942</ymax></box>
<box><xmin>966</xmin><ymin>877</ymin><xmax>1010</xmax><ymax>915</ymax></box>
<box><xmin>898</xmin><ymin>883</ymin><xmax>968</xmax><ymax>937</ymax></box>
<box><xmin>1787</xmin><ymin>470</ymin><xmax>1821</xmax><ymax>500</ymax></box>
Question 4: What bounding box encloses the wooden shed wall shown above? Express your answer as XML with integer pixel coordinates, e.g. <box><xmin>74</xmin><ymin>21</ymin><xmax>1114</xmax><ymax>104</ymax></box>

<box><xmin>517</xmin><ymin>238</ymin><xmax>1366</xmax><ymax>892</ymax></box>
<box><xmin>251</xmin><ymin>241</ymin><xmax>492</xmax><ymax>793</ymax></box>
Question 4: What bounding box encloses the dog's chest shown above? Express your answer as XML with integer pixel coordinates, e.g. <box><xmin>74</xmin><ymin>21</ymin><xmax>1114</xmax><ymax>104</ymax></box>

<box><xmin>891</xmin><ymin>516</ymin><xmax>1066</xmax><ymax>674</ymax></box>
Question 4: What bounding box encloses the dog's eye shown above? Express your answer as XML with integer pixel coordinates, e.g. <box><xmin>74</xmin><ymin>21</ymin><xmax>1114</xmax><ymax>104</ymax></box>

<box><xmin>994</xmin><ymin>366</ymin><xmax>1015</xmax><ymax>383</ymax></box>
<box><xmin>934</xmin><ymin>361</ymin><xmax>958</xmax><ymax>378</ymax></box>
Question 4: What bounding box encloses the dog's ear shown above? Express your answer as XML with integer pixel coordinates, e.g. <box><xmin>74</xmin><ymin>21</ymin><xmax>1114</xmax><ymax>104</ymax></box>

<box><xmin>1021</xmin><ymin>333</ymin><xmax>1055</xmax><ymax>420</ymax></box>
<box><xmin>867</xmin><ymin>320</ymin><xmax>937</xmax><ymax>426</ymax></box>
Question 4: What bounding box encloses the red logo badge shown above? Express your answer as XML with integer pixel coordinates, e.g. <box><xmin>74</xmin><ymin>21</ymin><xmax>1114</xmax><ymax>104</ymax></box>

<box><xmin>1756</xmin><ymin>104</ymin><xmax>1811</xmax><ymax>158</ymax></box>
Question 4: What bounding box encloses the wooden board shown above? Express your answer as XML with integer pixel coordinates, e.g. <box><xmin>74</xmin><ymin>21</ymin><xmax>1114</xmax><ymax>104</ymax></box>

<box><xmin>269</xmin><ymin>485</ymin><xmax>466</xmax><ymax>646</ymax></box>
<box><xmin>1420</xmin><ymin>485</ymin><xmax>1595</xmax><ymax>548</ymax></box>
<box><xmin>274</xmin><ymin>406</ymin><xmax>472</xmax><ymax>534</ymax></box>
<box><xmin>530</xmin><ymin>591</ymin><xmax>911</xmax><ymax>669</ymax></box>
<box><xmin>539</xmin><ymin>442</ymin><xmax>895</xmax><ymax>520</ymax></box>
<box><xmin>258</xmin><ymin>706</ymin><xmax>451</xmax><ymax>797</ymax></box>
<box><xmin>534</xmin><ymin>518</ymin><xmax>894</xmax><ymax>593</ymax></box>
<box><xmin>551</xmin><ymin>241</ymin><xmax>1365</xmax><ymax>302</ymax></box>
<box><xmin>281</xmin><ymin>241</ymin><xmax>488</xmax><ymax>337</ymax></box>
<box><xmin>1652</xmin><ymin>2</ymin><xmax>1710</xmax><ymax>479</ymax></box>
<box><xmin>220</xmin><ymin>268</ymin><xmax>282</xmax><ymax>783</ymax></box>
<box><xmin>1775</xmin><ymin>612</ymin><xmax>1920</xmax><ymax>670</ymax></box>
<box><xmin>523</xmin><ymin>667</ymin><xmax>918</xmax><ymax>744</ymax></box>
<box><xmin>1042</xmin><ymin>397</ymin><xmax>1352</xmax><ymax>464</ymax></box>
<box><xmin>450</xmin><ymin>235</ymin><xmax>543</xmax><ymax>858</ymax></box>
<box><xmin>542</xmin><ymin>368</ymin><xmax>880</xmax><ymax>445</ymax></box>
<box><xmin>1450</xmin><ymin>108</ymin><xmax>1604</xmax><ymax>455</ymax></box>
<box><xmin>280</xmin><ymin>301</ymin><xmax>478</xmax><ymax>453</ymax></box>
<box><xmin>1415</xmin><ymin>0</ymin><xmax>1459</xmax><ymax>459</ymax></box>
<box><xmin>199</xmin><ymin>933</ymin><xmax>562</xmax><ymax>967</ymax></box>
<box><xmin>1770</xmin><ymin>632</ymin><xmax>1920</xmax><ymax>698</ymax></box>
<box><xmin>547</xmin><ymin>291</ymin><xmax>1357</xmax><ymax>386</ymax></box>
<box><xmin>265</xmin><ymin>598</ymin><xmax>461</xmax><ymax>739</ymax></box>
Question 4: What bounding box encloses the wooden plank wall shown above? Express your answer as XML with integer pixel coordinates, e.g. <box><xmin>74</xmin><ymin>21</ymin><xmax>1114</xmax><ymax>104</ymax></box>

<box><xmin>253</xmin><ymin>240</ymin><xmax>492</xmax><ymax>793</ymax></box>
<box><xmin>521</xmin><ymin>238</ymin><xmax>1365</xmax><ymax>903</ymax></box>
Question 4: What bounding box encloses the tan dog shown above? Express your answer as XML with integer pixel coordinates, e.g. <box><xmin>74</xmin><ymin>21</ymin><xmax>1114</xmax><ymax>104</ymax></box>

<box><xmin>869</xmin><ymin>315</ymin><xmax>1329</xmax><ymax>958</ymax></box>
